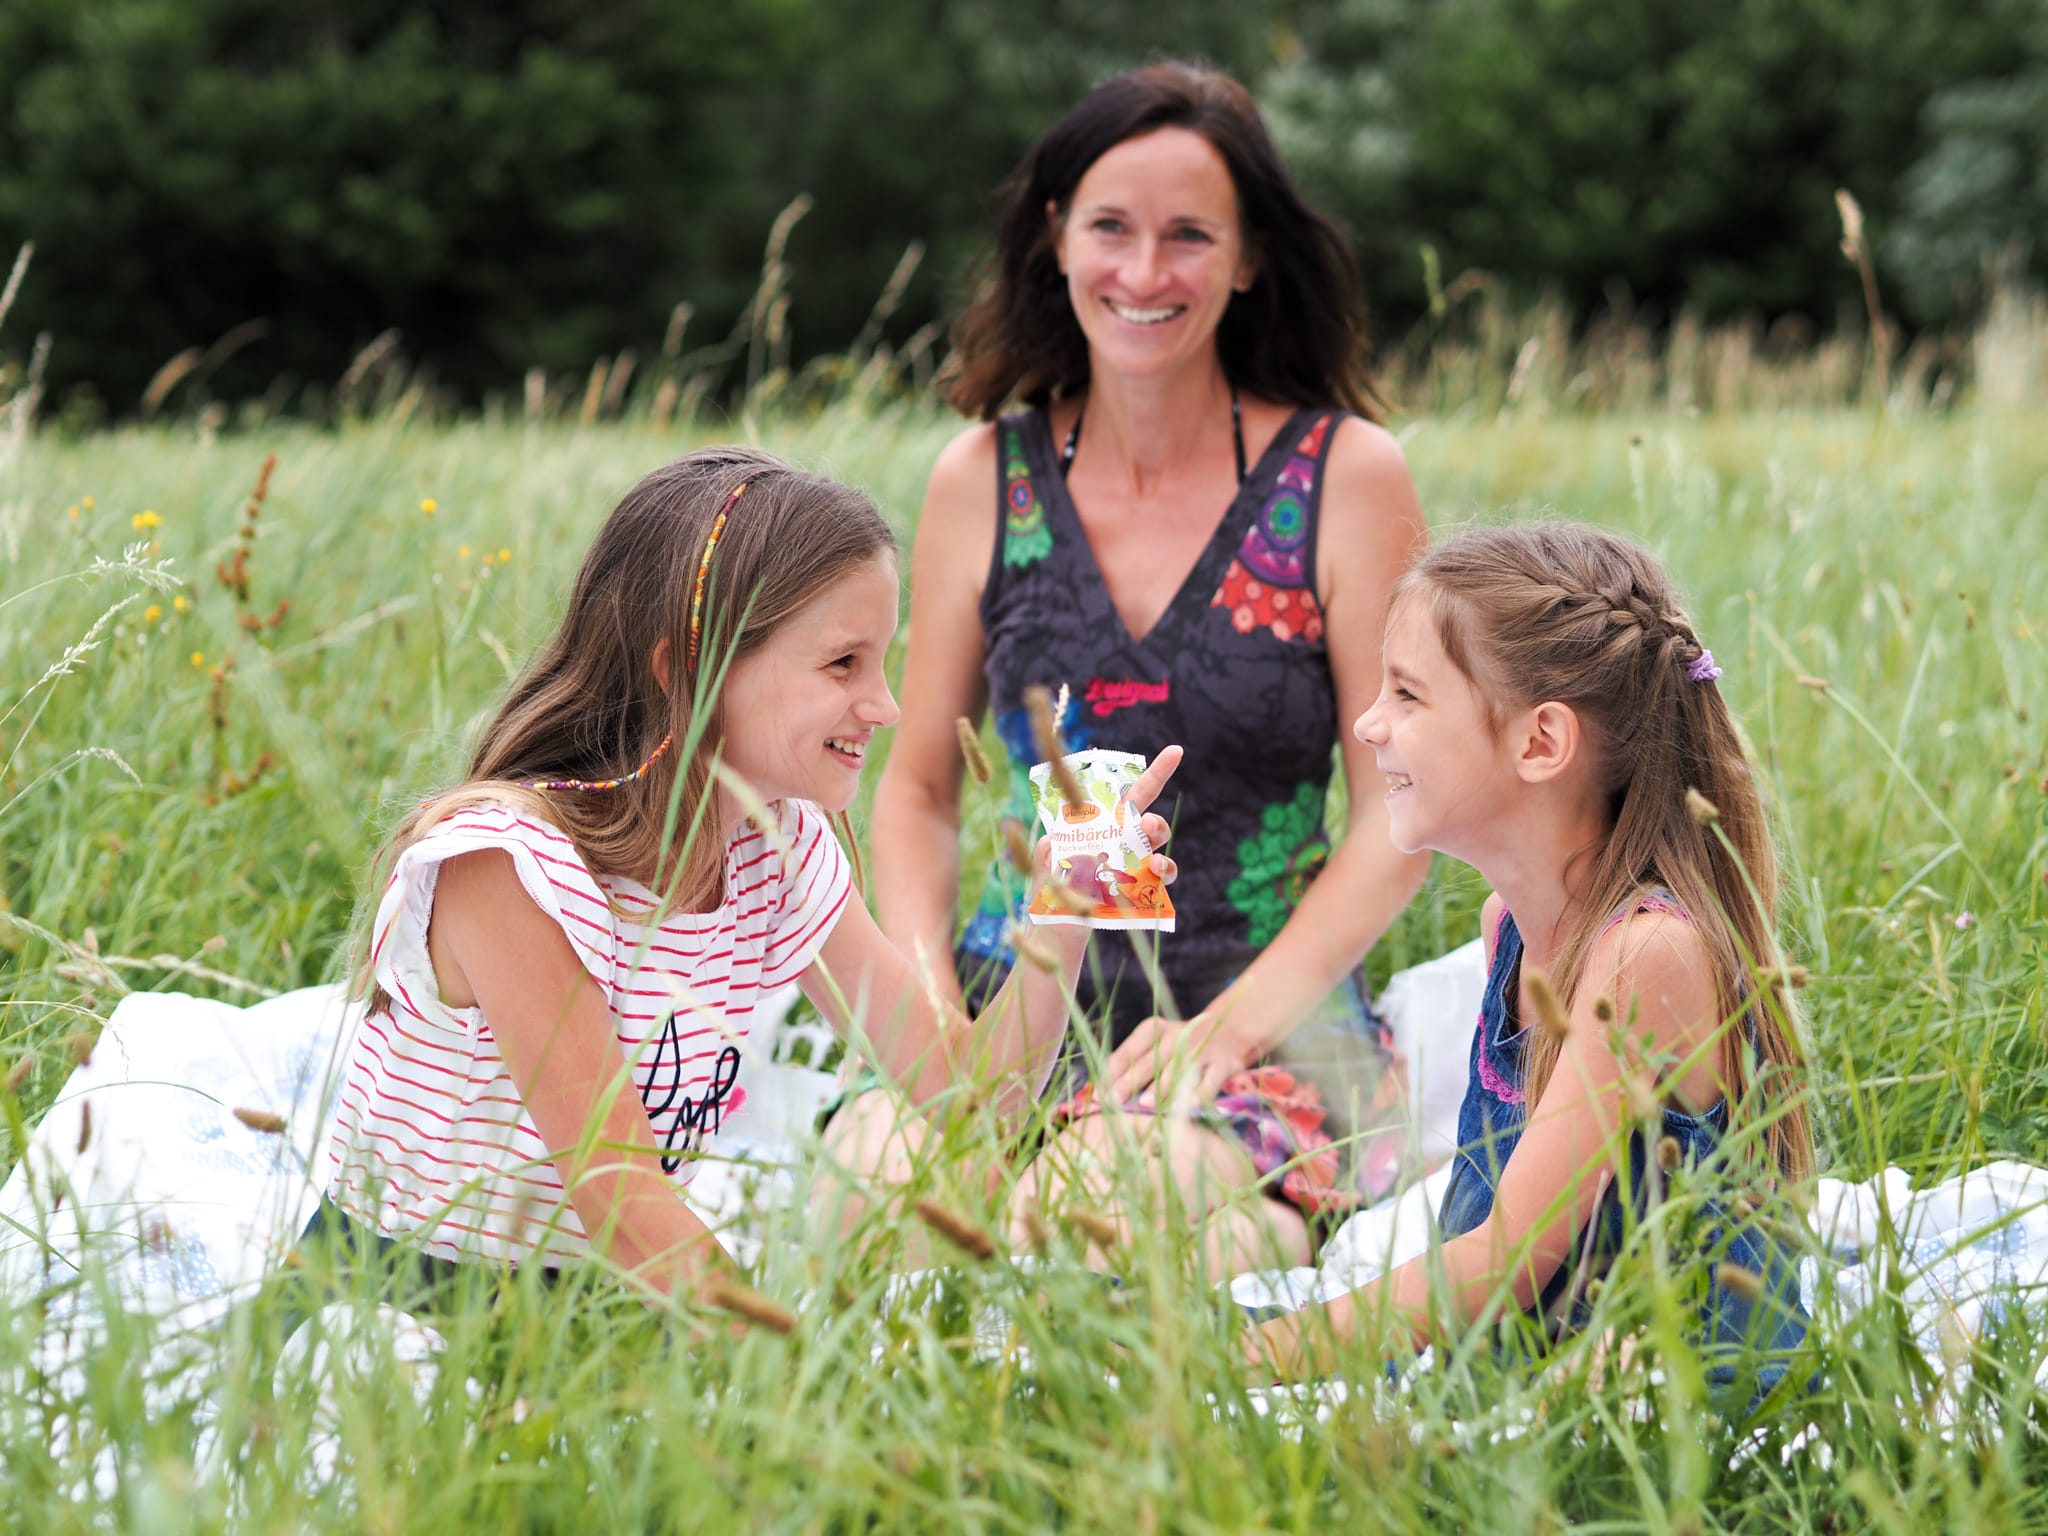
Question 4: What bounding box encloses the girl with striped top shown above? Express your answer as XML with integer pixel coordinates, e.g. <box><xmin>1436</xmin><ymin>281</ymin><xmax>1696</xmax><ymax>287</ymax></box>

<box><xmin>1246</xmin><ymin>525</ymin><xmax>1812</xmax><ymax>1409</ymax></box>
<box><xmin>319</xmin><ymin>447</ymin><xmax>1179</xmax><ymax>1302</ymax></box>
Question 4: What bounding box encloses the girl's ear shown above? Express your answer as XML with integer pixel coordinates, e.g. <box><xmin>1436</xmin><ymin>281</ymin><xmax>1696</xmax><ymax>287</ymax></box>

<box><xmin>1513</xmin><ymin>700</ymin><xmax>1584</xmax><ymax>785</ymax></box>
<box><xmin>651</xmin><ymin>637</ymin><xmax>673</xmax><ymax>698</ymax></box>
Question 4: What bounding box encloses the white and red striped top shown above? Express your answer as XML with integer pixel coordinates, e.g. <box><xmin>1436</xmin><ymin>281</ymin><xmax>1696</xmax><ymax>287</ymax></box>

<box><xmin>324</xmin><ymin>798</ymin><xmax>850</xmax><ymax>1265</ymax></box>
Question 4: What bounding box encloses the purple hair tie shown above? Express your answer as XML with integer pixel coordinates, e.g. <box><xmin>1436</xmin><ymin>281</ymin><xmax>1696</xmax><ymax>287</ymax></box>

<box><xmin>1686</xmin><ymin>649</ymin><xmax>1723</xmax><ymax>684</ymax></box>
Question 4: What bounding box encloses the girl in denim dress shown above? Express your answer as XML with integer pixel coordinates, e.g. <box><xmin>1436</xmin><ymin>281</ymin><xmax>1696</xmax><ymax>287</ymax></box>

<box><xmin>1246</xmin><ymin>523</ymin><xmax>1812</xmax><ymax>1408</ymax></box>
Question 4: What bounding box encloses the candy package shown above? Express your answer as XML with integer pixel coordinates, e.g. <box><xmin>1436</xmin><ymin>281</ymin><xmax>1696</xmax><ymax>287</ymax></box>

<box><xmin>1024</xmin><ymin>749</ymin><xmax>1176</xmax><ymax>931</ymax></box>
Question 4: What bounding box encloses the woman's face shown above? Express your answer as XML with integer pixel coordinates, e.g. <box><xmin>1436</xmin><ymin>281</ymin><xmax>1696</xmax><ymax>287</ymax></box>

<box><xmin>1053</xmin><ymin>127</ymin><xmax>1253</xmax><ymax>383</ymax></box>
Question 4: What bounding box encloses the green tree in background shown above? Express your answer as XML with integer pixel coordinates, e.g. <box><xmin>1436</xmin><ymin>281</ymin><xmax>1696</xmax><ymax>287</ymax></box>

<box><xmin>0</xmin><ymin>0</ymin><xmax>2041</xmax><ymax>413</ymax></box>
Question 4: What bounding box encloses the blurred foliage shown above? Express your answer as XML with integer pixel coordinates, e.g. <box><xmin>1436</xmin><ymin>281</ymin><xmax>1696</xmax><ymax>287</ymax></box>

<box><xmin>0</xmin><ymin>0</ymin><xmax>2042</xmax><ymax>412</ymax></box>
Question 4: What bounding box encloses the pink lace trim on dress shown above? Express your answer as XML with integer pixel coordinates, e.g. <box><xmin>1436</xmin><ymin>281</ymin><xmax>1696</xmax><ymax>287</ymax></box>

<box><xmin>1474</xmin><ymin>894</ymin><xmax>1694</xmax><ymax>1108</ymax></box>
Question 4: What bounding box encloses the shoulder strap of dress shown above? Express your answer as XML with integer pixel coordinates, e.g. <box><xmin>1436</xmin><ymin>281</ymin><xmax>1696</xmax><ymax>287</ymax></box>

<box><xmin>1292</xmin><ymin>410</ymin><xmax>1346</xmax><ymax>605</ymax></box>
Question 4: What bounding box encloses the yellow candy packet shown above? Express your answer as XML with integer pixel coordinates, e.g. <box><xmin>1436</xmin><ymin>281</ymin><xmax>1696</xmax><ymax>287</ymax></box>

<box><xmin>1025</xmin><ymin>749</ymin><xmax>1176</xmax><ymax>931</ymax></box>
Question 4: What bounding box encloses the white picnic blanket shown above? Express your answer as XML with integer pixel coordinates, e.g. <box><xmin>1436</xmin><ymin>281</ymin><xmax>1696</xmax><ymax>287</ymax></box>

<box><xmin>6</xmin><ymin>950</ymin><xmax>2047</xmax><ymax>1410</ymax></box>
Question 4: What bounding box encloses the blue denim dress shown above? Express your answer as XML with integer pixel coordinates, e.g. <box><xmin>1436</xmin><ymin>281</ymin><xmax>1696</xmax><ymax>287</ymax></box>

<box><xmin>1437</xmin><ymin>904</ymin><xmax>1809</xmax><ymax>1406</ymax></box>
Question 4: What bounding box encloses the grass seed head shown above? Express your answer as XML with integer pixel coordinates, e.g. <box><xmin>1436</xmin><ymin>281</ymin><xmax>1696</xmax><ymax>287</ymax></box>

<box><xmin>1592</xmin><ymin>995</ymin><xmax>1615</xmax><ymax>1024</ymax></box>
<box><xmin>954</xmin><ymin>716</ymin><xmax>992</xmax><ymax>785</ymax></box>
<box><xmin>1656</xmin><ymin>1135</ymin><xmax>1682</xmax><ymax>1172</ymax></box>
<box><xmin>76</xmin><ymin>1101</ymin><xmax>92</xmax><ymax>1154</ymax></box>
<box><xmin>1622</xmin><ymin>1073</ymin><xmax>1661</xmax><ymax>1123</ymax></box>
<box><xmin>232</xmin><ymin>1106</ymin><xmax>287</xmax><ymax>1135</ymax></box>
<box><xmin>706</xmin><ymin>1275</ymin><xmax>797</xmax><ymax>1335</ymax></box>
<box><xmin>1019</xmin><ymin>1205</ymin><xmax>1052</xmax><ymax>1255</ymax></box>
<box><xmin>1797</xmin><ymin>675</ymin><xmax>1830</xmax><ymax>693</ymax></box>
<box><xmin>1040</xmin><ymin>879</ymin><xmax>1093</xmax><ymax>916</ymax></box>
<box><xmin>1066</xmin><ymin>1206</ymin><xmax>1121</xmax><ymax>1250</ymax></box>
<box><xmin>1009</xmin><ymin>924</ymin><xmax>1059</xmax><ymax>973</ymax></box>
<box><xmin>1002</xmin><ymin>822</ymin><xmax>1034</xmax><ymax>874</ymax></box>
<box><xmin>1526</xmin><ymin>969</ymin><xmax>1570</xmax><ymax>1041</ymax></box>
<box><xmin>1685</xmin><ymin>787</ymin><xmax>1720</xmax><ymax>825</ymax></box>
<box><xmin>914</xmin><ymin>1198</ymin><xmax>1000</xmax><ymax>1261</ymax></box>
<box><xmin>1715</xmin><ymin>1263</ymin><xmax>1765</xmax><ymax>1301</ymax></box>
<box><xmin>3</xmin><ymin>1055</ymin><xmax>30</xmax><ymax>1094</ymax></box>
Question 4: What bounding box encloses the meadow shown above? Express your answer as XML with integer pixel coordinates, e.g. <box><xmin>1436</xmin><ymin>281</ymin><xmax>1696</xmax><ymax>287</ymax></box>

<box><xmin>0</xmin><ymin>395</ymin><xmax>2044</xmax><ymax>1532</ymax></box>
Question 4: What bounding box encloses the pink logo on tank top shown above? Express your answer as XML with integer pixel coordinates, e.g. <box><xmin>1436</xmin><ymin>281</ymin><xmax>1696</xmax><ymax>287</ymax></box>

<box><xmin>1084</xmin><ymin>676</ymin><xmax>1170</xmax><ymax>716</ymax></box>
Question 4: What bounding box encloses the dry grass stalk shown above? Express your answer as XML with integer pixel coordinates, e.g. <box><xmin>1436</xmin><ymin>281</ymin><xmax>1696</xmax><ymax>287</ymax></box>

<box><xmin>1023</xmin><ymin>684</ymin><xmax>1085</xmax><ymax>805</ymax></box>
<box><xmin>706</xmin><ymin>1275</ymin><xmax>797</xmax><ymax>1335</ymax></box>
<box><xmin>1002</xmin><ymin>822</ymin><xmax>1034</xmax><ymax>875</ymax></box>
<box><xmin>336</xmin><ymin>329</ymin><xmax>401</xmax><ymax>409</ymax></box>
<box><xmin>914</xmin><ymin>1197</ymin><xmax>1000</xmax><ymax>1261</ymax></box>
<box><xmin>651</xmin><ymin>376</ymin><xmax>681</xmax><ymax>429</ymax></box>
<box><xmin>140</xmin><ymin>348</ymin><xmax>202</xmax><ymax>417</ymax></box>
<box><xmin>523</xmin><ymin>367</ymin><xmax>546</xmax><ymax>422</ymax></box>
<box><xmin>955</xmin><ymin>716</ymin><xmax>992</xmax><ymax>784</ymax></box>
<box><xmin>0</xmin><ymin>241</ymin><xmax>31</xmax><ymax>336</ymax></box>
<box><xmin>662</xmin><ymin>303</ymin><xmax>693</xmax><ymax>360</ymax></box>
<box><xmin>580</xmin><ymin>359</ymin><xmax>609</xmax><ymax>426</ymax></box>
<box><xmin>603</xmin><ymin>349</ymin><xmax>637</xmax><ymax>415</ymax></box>
<box><xmin>1835</xmin><ymin>189</ymin><xmax>1892</xmax><ymax>404</ymax></box>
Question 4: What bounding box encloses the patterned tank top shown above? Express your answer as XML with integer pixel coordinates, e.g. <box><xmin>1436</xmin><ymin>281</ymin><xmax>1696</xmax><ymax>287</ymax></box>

<box><xmin>957</xmin><ymin>404</ymin><xmax>1355</xmax><ymax>1045</ymax></box>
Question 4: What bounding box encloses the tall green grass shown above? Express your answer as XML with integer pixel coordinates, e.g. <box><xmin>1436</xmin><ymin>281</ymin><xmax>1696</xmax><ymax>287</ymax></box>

<box><xmin>1</xmin><ymin>403</ymin><xmax>2045</xmax><ymax>1531</ymax></box>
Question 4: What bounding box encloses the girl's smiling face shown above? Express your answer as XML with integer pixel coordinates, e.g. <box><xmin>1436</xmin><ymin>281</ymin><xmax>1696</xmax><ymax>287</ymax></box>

<box><xmin>718</xmin><ymin>554</ymin><xmax>901</xmax><ymax>815</ymax></box>
<box><xmin>1053</xmin><ymin>127</ymin><xmax>1255</xmax><ymax>381</ymax></box>
<box><xmin>1353</xmin><ymin>597</ymin><xmax>1514</xmax><ymax>860</ymax></box>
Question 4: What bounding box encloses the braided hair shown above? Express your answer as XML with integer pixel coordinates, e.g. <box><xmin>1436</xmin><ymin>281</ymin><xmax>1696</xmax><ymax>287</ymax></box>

<box><xmin>1398</xmin><ymin>523</ymin><xmax>1812</xmax><ymax>1183</ymax></box>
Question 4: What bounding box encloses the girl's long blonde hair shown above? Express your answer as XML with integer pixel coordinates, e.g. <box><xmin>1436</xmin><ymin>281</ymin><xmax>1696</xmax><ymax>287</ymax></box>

<box><xmin>353</xmin><ymin>446</ymin><xmax>894</xmax><ymax>1009</ymax></box>
<box><xmin>1402</xmin><ymin>524</ymin><xmax>1813</xmax><ymax>1182</ymax></box>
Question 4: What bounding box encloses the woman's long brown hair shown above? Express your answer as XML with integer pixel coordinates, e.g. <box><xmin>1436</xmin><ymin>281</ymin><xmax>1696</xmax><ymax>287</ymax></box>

<box><xmin>945</xmin><ymin>59</ymin><xmax>1385</xmax><ymax>422</ymax></box>
<box><xmin>1402</xmin><ymin>524</ymin><xmax>1813</xmax><ymax>1182</ymax></box>
<box><xmin>353</xmin><ymin>446</ymin><xmax>894</xmax><ymax>1010</ymax></box>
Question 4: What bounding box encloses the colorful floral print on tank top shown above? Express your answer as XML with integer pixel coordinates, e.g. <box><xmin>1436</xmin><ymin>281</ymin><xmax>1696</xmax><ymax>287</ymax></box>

<box><xmin>967</xmin><ymin>404</ymin><xmax>1358</xmax><ymax>1033</ymax></box>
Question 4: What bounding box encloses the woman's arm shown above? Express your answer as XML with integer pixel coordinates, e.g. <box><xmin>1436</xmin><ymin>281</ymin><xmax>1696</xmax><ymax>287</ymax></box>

<box><xmin>1248</xmin><ymin>912</ymin><xmax>1723</xmax><ymax>1379</ymax></box>
<box><xmin>806</xmin><ymin>748</ymin><xmax>1182</xmax><ymax>1128</ymax></box>
<box><xmin>428</xmin><ymin>850</ymin><xmax>732</xmax><ymax>1297</ymax></box>
<box><xmin>868</xmin><ymin>425</ymin><xmax>1001</xmax><ymax>1011</ymax></box>
<box><xmin>1102</xmin><ymin>419</ymin><xmax>1432</xmax><ymax>1105</ymax></box>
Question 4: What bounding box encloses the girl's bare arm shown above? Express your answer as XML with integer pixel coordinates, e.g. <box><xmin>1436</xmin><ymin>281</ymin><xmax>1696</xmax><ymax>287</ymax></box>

<box><xmin>430</xmin><ymin>849</ymin><xmax>732</xmax><ymax>1297</ymax></box>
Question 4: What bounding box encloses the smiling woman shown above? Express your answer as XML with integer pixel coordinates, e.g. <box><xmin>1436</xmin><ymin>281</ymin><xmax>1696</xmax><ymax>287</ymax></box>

<box><xmin>832</xmin><ymin>61</ymin><xmax>1435</xmax><ymax>1278</ymax></box>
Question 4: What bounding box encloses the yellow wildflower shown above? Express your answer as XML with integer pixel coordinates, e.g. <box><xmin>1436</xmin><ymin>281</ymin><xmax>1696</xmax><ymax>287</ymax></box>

<box><xmin>498</xmin><ymin>547</ymin><xmax>511</xmax><ymax>563</ymax></box>
<box><xmin>144</xmin><ymin>605</ymin><xmax>162</xmax><ymax>623</ymax></box>
<box><xmin>68</xmin><ymin>505</ymin><xmax>80</xmax><ymax>520</ymax></box>
<box><xmin>190</xmin><ymin>651</ymin><xmax>205</xmax><ymax>668</ymax></box>
<box><xmin>82</xmin><ymin>496</ymin><xmax>95</xmax><ymax>509</ymax></box>
<box><xmin>173</xmin><ymin>594</ymin><xmax>189</xmax><ymax>612</ymax></box>
<box><xmin>421</xmin><ymin>498</ymin><xmax>438</xmax><ymax>516</ymax></box>
<box><xmin>131</xmin><ymin>509</ymin><xmax>163</xmax><ymax>531</ymax></box>
<box><xmin>458</xmin><ymin>544</ymin><xmax>471</xmax><ymax>560</ymax></box>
